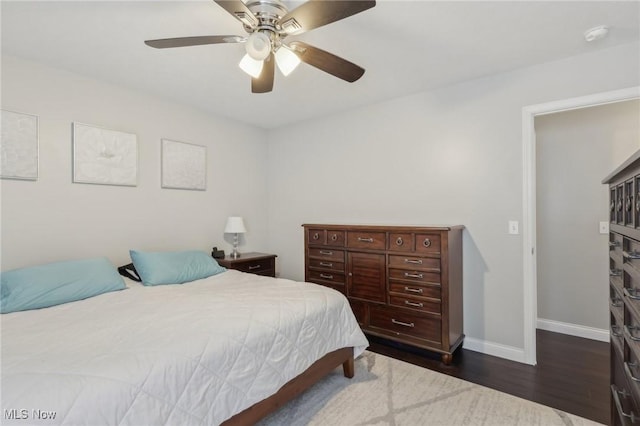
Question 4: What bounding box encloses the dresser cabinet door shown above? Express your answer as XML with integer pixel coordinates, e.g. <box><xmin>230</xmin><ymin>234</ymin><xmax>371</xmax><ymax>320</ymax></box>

<box><xmin>347</xmin><ymin>252</ymin><xmax>385</xmax><ymax>303</ymax></box>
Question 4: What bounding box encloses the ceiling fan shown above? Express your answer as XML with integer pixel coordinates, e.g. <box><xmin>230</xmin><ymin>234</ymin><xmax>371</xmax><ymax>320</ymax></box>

<box><xmin>144</xmin><ymin>0</ymin><xmax>376</xmax><ymax>93</ymax></box>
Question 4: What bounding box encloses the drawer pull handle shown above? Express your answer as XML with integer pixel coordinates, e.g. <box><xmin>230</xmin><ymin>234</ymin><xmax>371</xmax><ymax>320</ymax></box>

<box><xmin>248</xmin><ymin>265</ymin><xmax>261</xmax><ymax>270</ymax></box>
<box><xmin>404</xmin><ymin>286</ymin><xmax>423</xmax><ymax>294</ymax></box>
<box><xmin>610</xmin><ymin>269</ymin><xmax>622</xmax><ymax>277</ymax></box>
<box><xmin>330</xmin><ymin>234</ymin><xmax>338</xmax><ymax>241</ymax></box>
<box><xmin>404</xmin><ymin>272</ymin><xmax>424</xmax><ymax>279</ymax></box>
<box><xmin>319</xmin><ymin>250</ymin><xmax>333</xmax><ymax>255</ymax></box>
<box><xmin>625</xmin><ymin>251</ymin><xmax>640</xmax><ymax>260</ymax></box>
<box><xmin>320</xmin><ymin>273</ymin><xmax>333</xmax><ymax>279</ymax></box>
<box><xmin>625</xmin><ymin>362</ymin><xmax>640</xmax><ymax>383</ymax></box>
<box><xmin>319</xmin><ymin>262</ymin><xmax>333</xmax><ymax>267</ymax></box>
<box><xmin>610</xmin><ymin>241</ymin><xmax>621</xmax><ymax>247</ymax></box>
<box><xmin>357</xmin><ymin>237</ymin><xmax>374</xmax><ymax>243</ymax></box>
<box><xmin>612</xmin><ymin>325</ymin><xmax>623</xmax><ymax>338</ymax></box>
<box><xmin>423</xmin><ymin>238</ymin><xmax>432</xmax><ymax>248</ymax></box>
<box><xmin>391</xmin><ymin>319</ymin><xmax>415</xmax><ymax>328</ymax></box>
<box><xmin>312</xmin><ymin>233</ymin><xmax>320</xmax><ymax>240</ymax></box>
<box><xmin>396</xmin><ymin>237</ymin><xmax>404</xmax><ymax>246</ymax></box>
<box><xmin>611</xmin><ymin>297</ymin><xmax>623</xmax><ymax>308</ymax></box>
<box><xmin>611</xmin><ymin>385</ymin><xmax>639</xmax><ymax>423</ymax></box>
<box><xmin>626</xmin><ymin>325</ymin><xmax>640</xmax><ymax>342</ymax></box>
<box><xmin>404</xmin><ymin>258</ymin><xmax>423</xmax><ymax>265</ymax></box>
<box><xmin>404</xmin><ymin>300</ymin><xmax>424</xmax><ymax>308</ymax></box>
<box><xmin>625</xmin><ymin>287</ymin><xmax>640</xmax><ymax>300</ymax></box>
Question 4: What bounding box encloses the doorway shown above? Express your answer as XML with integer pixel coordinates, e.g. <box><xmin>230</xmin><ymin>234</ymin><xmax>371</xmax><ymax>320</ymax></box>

<box><xmin>522</xmin><ymin>86</ymin><xmax>640</xmax><ymax>365</ymax></box>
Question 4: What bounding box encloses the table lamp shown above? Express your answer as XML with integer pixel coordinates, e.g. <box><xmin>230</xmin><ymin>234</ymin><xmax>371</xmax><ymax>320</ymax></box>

<box><xmin>224</xmin><ymin>216</ymin><xmax>246</xmax><ymax>259</ymax></box>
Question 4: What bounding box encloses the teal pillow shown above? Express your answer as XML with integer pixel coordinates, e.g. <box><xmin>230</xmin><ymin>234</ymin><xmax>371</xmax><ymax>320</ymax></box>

<box><xmin>0</xmin><ymin>257</ymin><xmax>126</xmax><ymax>314</ymax></box>
<box><xmin>129</xmin><ymin>250</ymin><xmax>226</xmax><ymax>286</ymax></box>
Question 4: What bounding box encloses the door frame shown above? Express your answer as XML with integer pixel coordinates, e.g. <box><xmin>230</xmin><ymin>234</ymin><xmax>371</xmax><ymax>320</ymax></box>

<box><xmin>521</xmin><ymin>86</ymin><xmax>640</xmax><ymax>365</ymax></box>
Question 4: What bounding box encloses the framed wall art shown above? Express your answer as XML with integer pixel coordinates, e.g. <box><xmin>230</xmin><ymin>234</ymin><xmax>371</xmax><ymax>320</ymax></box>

<box><xmin>161</xmin><ymin>139</ymin><xmax>206</xmax><ymax>191</ymax></box>
<box><xmin>1</xmin><ymin>110</ymin><xmax>39</xmax><ymax>180</ymax></box>
<box><xmin>72</xmin><ymin>122</ymin><xmax>138</xmax><ymax>186</ymax></box>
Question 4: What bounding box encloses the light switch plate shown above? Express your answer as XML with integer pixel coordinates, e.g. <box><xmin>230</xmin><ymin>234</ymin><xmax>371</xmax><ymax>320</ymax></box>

<box><xmin>599</xmin><ymin>221</ymin><xmax>609</xmax><ymax>234</ymax></box>
<box><xmin>509</xmin><ymin>221</ymin><xmax>519</xmax><ymax>235</ymax></box>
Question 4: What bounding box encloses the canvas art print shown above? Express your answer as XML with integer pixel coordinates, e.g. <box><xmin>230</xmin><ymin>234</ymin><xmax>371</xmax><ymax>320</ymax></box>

<box><xmin>0</xmin><ymin>110</ymin><xmax>38</xmax><ymax>180</ymax></box>
<box><xmin>73</xmin><ymin>122</ymin><xmax>138</xmax><ymax>186</ymax></box>
<box><xmin>161</xmin><ymin>139</ymin><xmax>206</xmax><ymax>191</ymax></box>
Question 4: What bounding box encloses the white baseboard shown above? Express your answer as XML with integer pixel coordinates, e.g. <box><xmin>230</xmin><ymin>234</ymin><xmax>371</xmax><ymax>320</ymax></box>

<box><xmin>463</xmin><ymin>337</ymin><xmax>528</xmax><ymax>364</ymax></box>
<box><xmin>536</xmin><ymin>318</ymin><xmax>609</xmax><ymax>342</ymax></box>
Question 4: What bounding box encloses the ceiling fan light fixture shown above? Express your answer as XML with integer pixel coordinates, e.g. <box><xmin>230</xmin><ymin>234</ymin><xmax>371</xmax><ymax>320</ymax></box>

<box><xmin>275</xmin><ymin>46</ymin><xmax>301</xmax><ymax>76</ymax></box>
<box><xmin>239</xmin><ymin>54</ymin><xmax>263</xmax><ymax>78</ymax></box>
<box><xmin>245</xmin><ymin>32</ymin><xmax>271</xmax><ymax>60</ymax></box>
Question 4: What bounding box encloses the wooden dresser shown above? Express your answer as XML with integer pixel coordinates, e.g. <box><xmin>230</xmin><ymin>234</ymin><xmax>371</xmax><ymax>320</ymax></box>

<box><xmin>303</xmin><ymin>224</ymin><xmax>464</xmax><ymax>364</ymax></box>
<box><xmin>604</xmin><ymin>149</ymin><xmax>640</xmax><ymax>425</ymax></box>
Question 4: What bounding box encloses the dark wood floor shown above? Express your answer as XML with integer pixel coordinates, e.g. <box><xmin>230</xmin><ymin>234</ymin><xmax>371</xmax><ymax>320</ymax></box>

<box><xmin>367</xmin><ymin>329</ymin><xmax>609</xmax><ymax>425</ymax></box>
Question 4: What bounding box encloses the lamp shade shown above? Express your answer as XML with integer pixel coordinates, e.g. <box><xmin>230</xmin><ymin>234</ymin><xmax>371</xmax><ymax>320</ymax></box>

<box><xmin>224</xmin><ymin>216</ymin><xmax>246</xmax><ymax>234</ymax></box>
<box><xmin>239</xmin><ymin>54</ymin><xmax>264</xmax><ymax>78</ymax></box>
<box><xmin>275</xmin><ymin>46</ymin><xmax>301</xmax><ymax>76</ymax></box>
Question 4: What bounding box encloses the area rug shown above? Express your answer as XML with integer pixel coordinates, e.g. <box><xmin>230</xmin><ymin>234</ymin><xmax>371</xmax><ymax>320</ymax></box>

<box><xmin>258</xmin><ymin>351</ymin><xmax>602</xmax><ymax>426</ymax></box>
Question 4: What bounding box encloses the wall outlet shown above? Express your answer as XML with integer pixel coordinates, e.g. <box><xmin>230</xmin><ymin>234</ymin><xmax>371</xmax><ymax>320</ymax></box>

<box><xmin>599</xmin><ymin>221</ymin><xmax>609</xmax><ymax>234</ymax></box>
<box><xmin>509</xmin><ymin>220</ymin><xmax>519</xmax><ymax>235</ymax></box>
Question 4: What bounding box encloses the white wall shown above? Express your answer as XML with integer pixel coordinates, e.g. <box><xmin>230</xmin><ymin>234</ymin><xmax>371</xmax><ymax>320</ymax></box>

<box><xmin>266</xmin><ymin>42</ymin><xmax>640</xmax><ymax>360</ymax></box>
<box><xmin>535</xmin><ymin>100</ymin><xmax>640</xmax><ymax>335</ymax></box>
<box><xmin>1</xmin><ymin>55</ymin><xmax>268</xmax><ymax>270</ymax></box>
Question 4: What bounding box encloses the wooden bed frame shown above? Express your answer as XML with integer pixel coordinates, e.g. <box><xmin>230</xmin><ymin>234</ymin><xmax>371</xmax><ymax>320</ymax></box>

<box><xmin>222</xmin><ymin>347</ymin><xmax>355</xmax><ymax>425</ymax></box>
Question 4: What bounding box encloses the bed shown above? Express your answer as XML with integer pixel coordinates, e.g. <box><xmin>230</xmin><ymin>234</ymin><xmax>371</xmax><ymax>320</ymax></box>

<box><xmin>1</xmin><ymin>266</ymin><xmax>369</xmax><ymax>425</ymax></box>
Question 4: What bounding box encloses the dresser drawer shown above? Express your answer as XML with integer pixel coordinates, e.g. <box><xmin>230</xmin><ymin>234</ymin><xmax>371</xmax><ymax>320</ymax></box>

<box><xmin>414</xmin><ymin>233</ymin><xmax>441</xmax><ymax>254</ymax></box>
<box><xmin>308</xmin><ymin>269</ymin><xmax>345</xmax><ymax>286</ymax></box>
<box><xmin>389</xmin><ymin>295</ymin><xmax>441</xmax><ymax>315</ymax></box>
<box><xmin>347</xmin><ymin>231</ymin><xmax>386</xmax><ymax>250</ymax></box>
<box><xmin>230</xmin><ymin>258</ymin><xmax>274</xmax><ymax>275</ymax></box>
<box><xmin>612</xmin><ymin>357</ymin><xmax>640</xmax><ymax>426</ymax></box>
<box><xmin>389</xmin><ymin>282</ymin><xmax>441</xmax><ymax>299</ymax></box>
<box><xmin>388</xmin><ymin>255</ymin><xmax>440</xmax><ymax>271</ymax></box>
<box><xmin>307</xmin><ymin>229</ymin><xmax>346</xmax><ymax>247</ymax></box>
<box><xmin>349</xmin><ymin>300</ymin><xmax>367</xmax><ymax>326</ymax></box>
<box><xmin>388</xmin><ymin>233</ymin><xmax>413</xmax><ymax>252</ymax></box>
<box><xmin>625</xmin><ymin>306</ymin><xmax>640</xmax><ymax>361</ymax></box>
<box><xmin>611</xmin><ymin>284</ymin><xmax>624</xmax><ymax>322</ymax></box>
<box><xmin>308</xmin><ymin>258</ymin><xmax>345</xmax><ymax>272</ymax></box>
<box><xmin>369</xmin><ymin>306</ymin><xmax>441</xmax><ymax>345</ymax></box>
<box><xmin>624</xmin><ymin>344</ymin><xmax>640</xmax><ymax>404</ymax></box>
<box><xmin>388</xmin><ymin>268</ymin><xmax>441</xmax><ymax>285</ymax></box>
<box><xmin>612</xmin><ymin>312</ymin><xmax>624</xmax><ymax>358</ymax></box>
<box><xmin>308</xmin><ymin>247</ymin><xmax>345</xmax><ymax>262</ymax></box>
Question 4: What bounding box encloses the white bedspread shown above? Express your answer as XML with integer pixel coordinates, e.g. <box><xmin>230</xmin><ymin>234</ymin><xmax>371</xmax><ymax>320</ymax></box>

<box><xmin>1</xmin><ymin>270</ymin><xmax>368</xmax><ymax>425</ymax></box>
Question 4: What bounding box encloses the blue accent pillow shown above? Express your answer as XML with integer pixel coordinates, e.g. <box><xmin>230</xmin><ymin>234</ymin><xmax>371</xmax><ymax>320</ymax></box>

<box><xmin>129</xmin><ymin>250</ymin><xmax>226</xmax><ymax>286</ymax></box>
<box><xmin>0</xmin><ymin>257</ymin><xmax>126</xmax><ymax>314</ymax></box>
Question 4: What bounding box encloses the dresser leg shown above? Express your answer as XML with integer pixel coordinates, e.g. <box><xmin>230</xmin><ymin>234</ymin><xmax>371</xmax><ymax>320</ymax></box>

<box><xmin>441</xmin><ymin>353</ymin><xmax>452</xmax><ymax>365</ymax></box>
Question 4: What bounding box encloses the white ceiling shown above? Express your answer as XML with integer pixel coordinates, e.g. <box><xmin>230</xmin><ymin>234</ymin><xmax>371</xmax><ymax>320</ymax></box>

<box><xmin>2</xmin><ymin>1</ymin><xmax>639</xmax><ymax>129</ymax></box>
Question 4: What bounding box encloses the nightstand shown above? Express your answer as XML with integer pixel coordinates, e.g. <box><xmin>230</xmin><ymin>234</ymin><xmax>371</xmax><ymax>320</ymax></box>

<box><xmin>215</xmin><ymin>252</ymin><xmax>277</xmax><ymax>277</ymax></box>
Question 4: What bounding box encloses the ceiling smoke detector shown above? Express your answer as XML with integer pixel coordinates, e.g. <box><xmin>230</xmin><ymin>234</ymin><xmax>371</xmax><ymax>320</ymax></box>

<box><xmin>584</xmin><ymin>25</ymin><xmax>609</xmax><ymax>42</ymax></box>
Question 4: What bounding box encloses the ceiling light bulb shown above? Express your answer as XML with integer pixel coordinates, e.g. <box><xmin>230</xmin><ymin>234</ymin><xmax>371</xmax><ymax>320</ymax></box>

<box><xmin>584</xmin><ymin>25</ymin><xmax>609</xmax><ymax>42</ymax></box>
<box><xmin>239</xmin><ymin>54</ymin><xmax>263</xmax><ymax>78</ymax></box>
<box><xmin>245</xmin><ymin>32</ymin><xmax>271</xmax><ymax>61</ymax></box>
<box><xmin>275</xmin><ymin>46</ymin><xmax>301</xmax><ymax>76</ymax></box>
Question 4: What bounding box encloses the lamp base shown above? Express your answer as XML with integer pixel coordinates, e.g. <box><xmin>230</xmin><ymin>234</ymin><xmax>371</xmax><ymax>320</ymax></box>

<box><xmin>231</xmin><ymin>250</ymin><xmax>241</xmax><ymax>259</ymax></box>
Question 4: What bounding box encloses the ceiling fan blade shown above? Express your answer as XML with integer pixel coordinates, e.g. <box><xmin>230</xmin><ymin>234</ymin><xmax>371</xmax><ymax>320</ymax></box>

<box><xmin>277</xmin><ymin>0</ymin><xmax>376</xmax><ymax>35</ymax></box>
<box><xmin>252</xmin><ymin>53</ymin><xmax>275</xmax><ymax>93</ymax></box>
<box><xmin>144</xmin><ymin>35</ymin><xmax>244</xmax><ymax>49</ymax></box>
<box><xmin>215</xmin><ymin>0</ymin><xmax>259</xmax><ymax>28</ymax></box>
<box><xmin>289</xmin><ymin>41</ymin><xmax>364</xmax><ymax>83</ymax></box>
